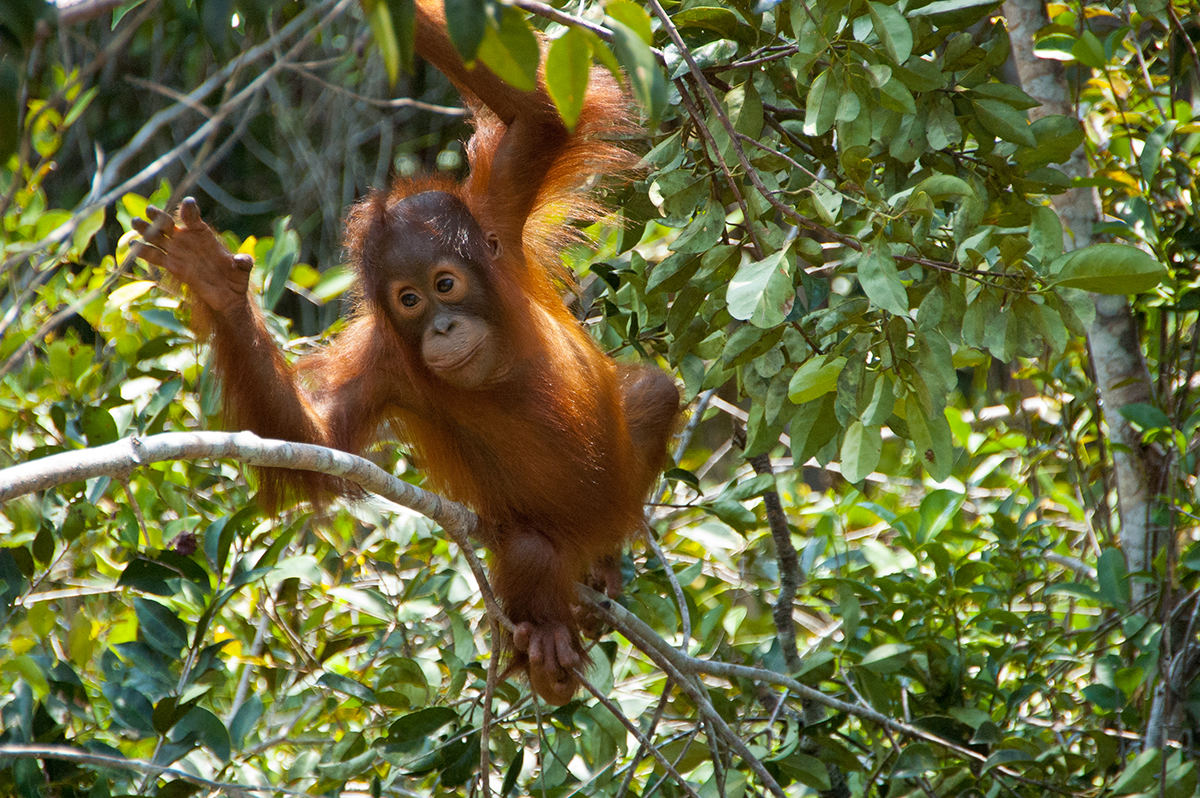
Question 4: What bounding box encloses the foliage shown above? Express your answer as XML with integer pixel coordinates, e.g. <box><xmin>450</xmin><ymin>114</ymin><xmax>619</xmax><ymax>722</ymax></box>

<box><xmin>2</xmin><ymin>0</ymin><xmax>1200</xmax><ymax>796</ymax></box>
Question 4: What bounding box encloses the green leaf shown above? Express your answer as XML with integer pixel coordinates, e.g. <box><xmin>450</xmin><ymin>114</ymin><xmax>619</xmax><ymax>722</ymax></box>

<box><xmin>387</xmin><ymin>0</ymin><xmax>416</xmax><ymax>74</ymax></box>
<box><xmin>841</xmin><ymin>420</ymin><xmax>881</xmax><ymax>483</ymax></box>
<box><xmin>726</xmin><ymin>246</ymin><xmax>795</xmax><ymax>328</ymax></box>
<box><xmin>362</xmin><ymin>0</ymin><xmax>401</xmax><ymax>85</ymax></box>
<box><xmin>32</xmin><ymin>526</ymin><xmax>53</xmax><ymax>566</ymax></box>
<box><xmin>1053</xmin><ymin>243</ymin><xmax>1166</xmax><ymax>294</ymax></box>
<box><xmin>970</xmin><ymin>82</ymin><xmax>1038</xmax><ymax>109</ymax></box>
<box><xmin>1097</xmin><ymin>548</ymin><xmax>1130</xmax><ymax>608</ymax></box>
<box><xmin>262</xmin><ymin>220</ymin><xmax>298</xmax><ymax>311</ymax></box>
<box><xmin>788</xmin><ymin>356</ymin><xmax>846</xmax><ymax>404</ymax></box>
<box><xmin>783</xmin><ymin>752</ymin><xmax>832</xmax><ymax>791</ymax></box>
<box><xmin>982</xmin><ymin>748</ymin><xmax>1034</xmax><ymax>774</ymax></box>
<box><xmin>803</xmin><ymin>67</ymin><xmax>839</xmax><ymax>136</ymax></box>
<box><xmin>857</xmin><ymin>247</ymin><xmax>908</xmax><ymax>315</ymax></box>
<box><xmin>867</xmin><ymin>2</ymin><xmax>913</xmax><ymax>64</ymax></box>
<box><xmin>134</xmin><ymin>598</ymin><xmax>188</xmax><ymax>657</ymax></box>
<box><xmin>1035</xmin><ymin>301</ymin><xmax>1069</xmax><ymax>353</ymax></box>
<box><xmin>907</xmin><ymin>0</ymin><xmax>999</xmax><ymax>15</ymax></box>
<box><xmin>81</xmin><ymin>406</ymin><xmax>119</xmax><ymax>446</ymax></box>
<box><xmin>311</xmin><ymin>264</ymin><xmax>355</xmax><ymax>302</ymax></box>
<box><xmin>910</xmin><ymin>174</ymin><xmax>974</xmax><ymax>203</ymax></box>
<box><xmin>669</xmin><ymin>38</ymin><xmax>737</xmax><ymax>78</ymax></box>
<box><xmin>720</xmin><ymin>473</ymin><xmax>778</xmax><ymax>503</ymax></box>
<box><xmin>1071</xmin><ymin>30</ymin><xmax>1106</xmax><ymax>69</ymax></box>
<box><xmin>501</xmin><ymin>749</ymin><xmax>525</xmax><ymax>796</ymax></box>
<box><xmin>388</xmin><ymin>706</ymin><xmax>458</xmax><ymax>743</ymax></box>
<box><xmin>1139</xmin><ymin>120</ymin><xmax>1178</xmax><ymax>184</ymax></box>
<box><xmin>673</xmin><ymin>6</ymin><xmax>740</xmax><ymax>38</ymax></box>
<box><xmin>859</xmin><ymin>643</ymin><xmax>912</xmax><ymax>673</ymax></box>
<box><xmin>477</xmin><ymin>6</ymin><xmax>539</xmax><ymax>92</ymax></box>
<box><xmin>546</xmin><ymin>28</ymin><xmax>591</xmax><ymax>131</ymax></box>
<box><xmin>230</xmin><ymin>694</ymin><xmax>263</xmax><ymax>747</ymax></box>
<box><xmin>318</xmin><ymin>672</ymin><xmax>379</xmax><ymax>703</ymax></box>
<box><xmin>671</xmin><ymin>199</ymin><xmax>726</xmax><ymax>254</ymax></box>
<box><xmin>1019</xmin><ymin>114</ymin><xmax>1084</xmax><ymax>168</ymax></box>
<box><xmin>609</xmin><ymin>19</ymin><xmax>666</xmax><ymax>126</ymax></box>
<box><xmin>118</xmin><ymin>558</ymin><xmax>175</xmax><ymax>596</ymax></box>
<box><xmin>1119</xmin><ymin>402</ymin><xmax>1170</xmax><ymax>431</ymax></box>
<box><xmin>726</xmin><ymin>80</ymin><xmax>763</xmax><ymax>142</ymax></box>
<box><xmin>198</xmin><ymin>0</ymin><xmax>233</xmax><ymax>52</ymax></box>
<box><xmin>606</xmin><ymin>0</ymin><xmax>653</xmax><ymax>44</ymax></box>
<box><xmin>1131</xmin><ymin>0</ymin><xmax>1167</xmax><ymax>15</ymax></box>
<box><xmin>904</xmin><ymin>394</ymin><xmax>952</xmax><ymax>480</ymax></box>
<box><xmin>971</xmin><ymin>98</ymin><xmax>1036</xmax><ymax>146</ymax></box>
<box><xmin>72</xmin><ymin>205</ymin><xmax>106</xmax><ymax>255</ymax></box>
<box><xmin>916</xmin><ymin>489</ymin><xmax>963</xmax><ymax>543</ymax></box>
<box><xmin>171</xmin><ymin>707</ymin><xmax>232</xmax><ymax>761</ymax></box>
<box><xmin>444</xmin><ymin>0</ymin><xmax>487</xmax><ymax>62</ymax></box>
<box><xmin>879</xmin><ymin>76</ymin><xmax>916</xmax><ymax>114</ymax></box>
<box><xmin>1029</xmin><ymin>205</ymin><xmax>1063</xmax><ymax>264</ymax></box>
<box><xmin>105</xmin><ymin>684</ymin><xmax>156</xmax><ymax>733</ymax></box>
<box><xmin>1110</xmin><ymin>749</ymin><xmax>1162</xmax><ymax>794</ymax></box>
<box><xmin>862</xmin><ymin>372</ymin><xmax>895</xmax><ymax>425</ymax></box>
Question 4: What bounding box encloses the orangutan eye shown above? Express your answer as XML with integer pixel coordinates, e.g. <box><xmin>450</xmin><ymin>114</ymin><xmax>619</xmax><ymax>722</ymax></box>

<box><xmin>399</xmin><ymin>290</ymin><xmax>421</xmax><ymax>308</ymax></box>
<box><xmin>435</xmin><ymin>276</ymin><xmax>455</xmax><ymax>294</ymax></box>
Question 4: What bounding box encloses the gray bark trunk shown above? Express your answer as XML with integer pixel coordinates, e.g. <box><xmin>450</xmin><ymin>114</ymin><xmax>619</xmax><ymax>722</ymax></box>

<box><xmin>1002</xmin><ymin>0</ymin><xmax>1166</xmax><ymax>749</ymax></box>
<box><xmin>1001</xmin><ymin>0</ymin><xmax>1159</xmax><ymax>595</ymax></box>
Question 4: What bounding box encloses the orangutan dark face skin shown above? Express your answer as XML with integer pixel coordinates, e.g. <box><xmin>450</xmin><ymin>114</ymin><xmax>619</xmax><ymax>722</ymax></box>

<box><xmin>372</xmin><ymin>192</ymin><xmax>511</xmax><ymax>390</ymax></box>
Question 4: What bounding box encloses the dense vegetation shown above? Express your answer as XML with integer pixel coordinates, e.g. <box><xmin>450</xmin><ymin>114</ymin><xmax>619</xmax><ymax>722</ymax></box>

<box><xmin>2</xmin><ymin>0</ymin><xmax>1199</xmax><ymax>795</ymax></box>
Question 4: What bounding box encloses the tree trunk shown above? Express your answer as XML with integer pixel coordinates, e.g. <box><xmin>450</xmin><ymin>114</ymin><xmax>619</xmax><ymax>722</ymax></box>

<box><xmin>1002</xmin><ymin>0</ymin><xmax>1167</xmax><ymax>747</ymax></box>
<box><xmin>1001</xmin><ymin>0</ymin><xmax>1161</xmax><ymax>595</ymax></box>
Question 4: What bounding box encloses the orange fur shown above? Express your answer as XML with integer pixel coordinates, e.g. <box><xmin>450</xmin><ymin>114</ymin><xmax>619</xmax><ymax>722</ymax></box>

<box><xmin>192</xmin><ymin>1</ymin><xmax>678</xmax><ymax>705</ymax></box>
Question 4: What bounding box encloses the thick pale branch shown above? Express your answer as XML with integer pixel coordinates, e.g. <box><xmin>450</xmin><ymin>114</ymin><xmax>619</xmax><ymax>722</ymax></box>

<box><xmin>0</xmin><ymin>431</ymin><xmax>515</xmax><ymax>628</ymax></box>
<box><xmin>0</xmin><ymin>430</ymin><xmax>473</xmax><ymax>534</ymax></box>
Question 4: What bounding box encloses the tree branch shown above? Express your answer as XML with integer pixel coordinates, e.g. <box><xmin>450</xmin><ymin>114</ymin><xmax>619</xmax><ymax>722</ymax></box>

<box><xmin>577</xmin><ymin>585</ymin><xmax>1071</xmax><ymax>793</ymax></box>
<box><xmin>0</xmin><ymin>430</ymin><xmax>510</xmax><ymax>632</ymax></box>
<box><xmin>0</xmin><ymin>743</ymin><xmax>305</xmax><ymax>797</ymax></box>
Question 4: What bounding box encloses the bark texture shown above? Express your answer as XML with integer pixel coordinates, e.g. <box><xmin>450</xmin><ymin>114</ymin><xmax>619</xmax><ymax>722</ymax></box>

<box><xmin>1002</xmin><ymin>0</ymin><xmax>1161</xmax><ymax>591</ymax></box>
<box><xmin>1003</xmin><ymin>0</ymin><xmax>1169</xmax><ymax>749</ymax></box>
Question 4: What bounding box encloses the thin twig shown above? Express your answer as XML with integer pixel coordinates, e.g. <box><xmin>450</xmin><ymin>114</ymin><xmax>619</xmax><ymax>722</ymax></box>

<box><xmin>576</xmin><ymin>673</ymin><xmax>703</xmax><ymax>798</ymax></box>
<box><xmin>578</xmin><ymin>584</ymin><xmax>1071</xmax><ymax>794</ymax></box>
<box><xmin>610</xmin><ymin>600</ymin><xmax>789</xmax><ymax>798</ymax></box>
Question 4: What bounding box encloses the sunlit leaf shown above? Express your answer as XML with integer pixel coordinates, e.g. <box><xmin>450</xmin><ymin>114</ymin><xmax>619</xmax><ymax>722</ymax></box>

<box><xmin>1071</xmin><ymin>30</ymin><xmax>1106</xmax><ymax>69</ymax></box>
<box><xmin>726</xmin><ymin>246</ymin><xmax>794</xmax><ymax>327</ymax></box>
<box><xmin>804</xmin><ymin>67</ymin><xmax>838</xmax><ymax>136</ymax></box>
<box><xmin>362</xmin><ymin>0</ymin><xmax>401</xmax><ymax>85</ymax></box>
<box><xmin>788</xmin><ymin>356</ymin><xmax>846</xmax><ymax>404</ymax></box>
<box><xmin>477</xmin><ymin>6</ymin><xmax>538</xmax><ymax>92</ymax></box>
<box><xmin>546</xmin><ymin>28</ymin><xmax>591</xmax><ymax>131</ymax></box>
